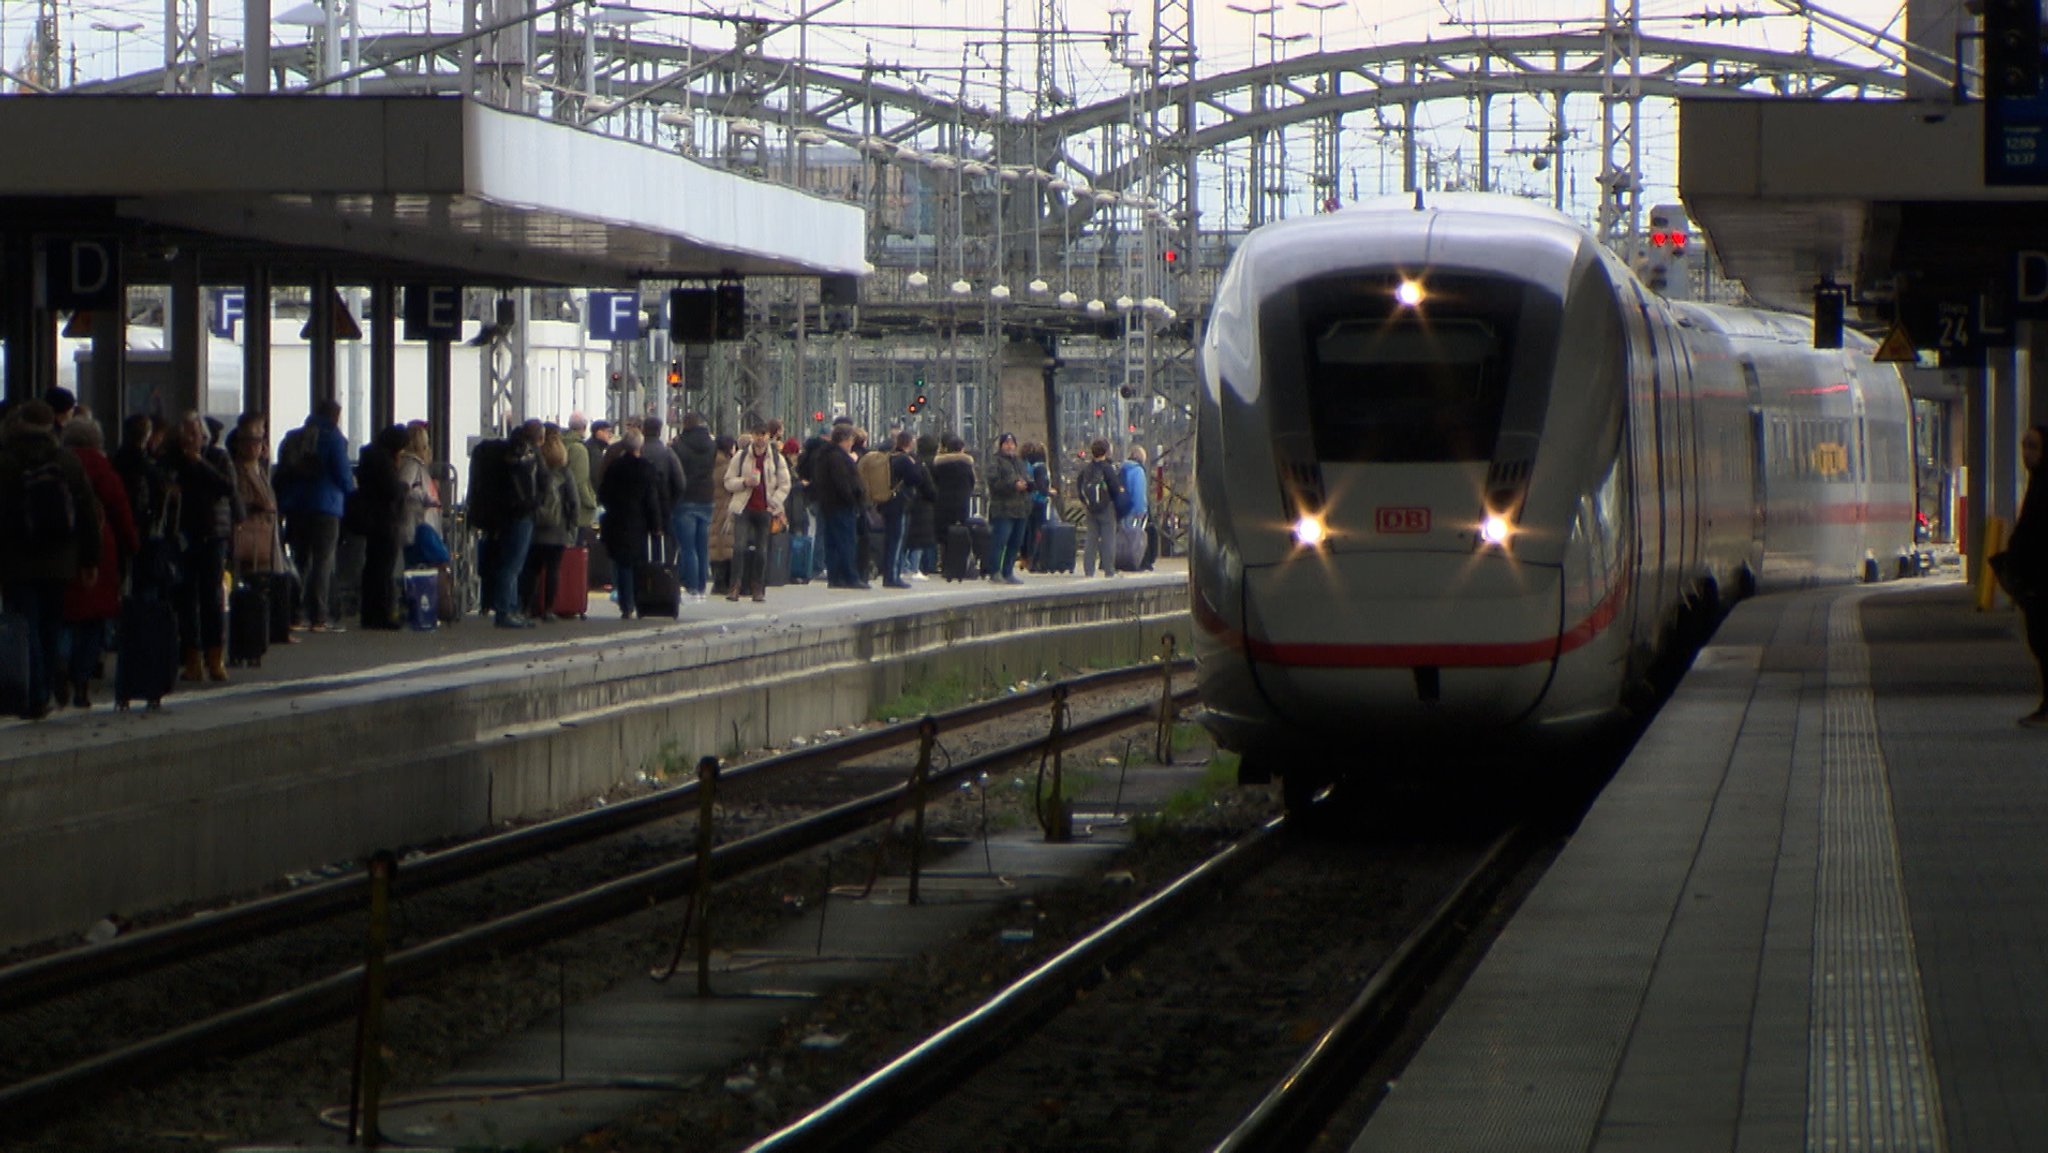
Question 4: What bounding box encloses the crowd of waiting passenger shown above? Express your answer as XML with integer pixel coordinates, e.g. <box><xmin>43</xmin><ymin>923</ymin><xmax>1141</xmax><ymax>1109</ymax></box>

<box><xmin>0</xmin><ymin>387</ymin><xmax>1162</xmax><ymax>721</ymax></box>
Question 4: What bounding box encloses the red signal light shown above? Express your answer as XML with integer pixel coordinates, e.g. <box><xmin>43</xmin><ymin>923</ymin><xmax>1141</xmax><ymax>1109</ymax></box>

<box><xmin>812</xmin><ymin>410</ymin><xmax>825</xmax><ymax>422</ymax></box>
<box><xmin>1162</xmin><ymin>248</ymin><xmax>1178</xmax><ymax>264</ymax></box>
<box><xmin>1671</xmin><ymin>230</ymin><xmax>1689</xmax><ymax>248</ymax></box>
<box><xmin>1649</xmin><ymin>230</ymin><xmax>1669</xmax><ymax>247</ymax></box>
<box><xmin>1093</xmin><ymin>407</ymin><xmax>1105</xmax><ymax>417</ymax></box>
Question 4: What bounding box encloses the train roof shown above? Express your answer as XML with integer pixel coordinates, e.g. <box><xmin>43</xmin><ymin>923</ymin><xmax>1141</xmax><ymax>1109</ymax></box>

<box><xmin>1674</xmin><ymin>300</ymin><xmax>1875</xmax><ymax>352</ymax></box>
<box><xmin>1233</xmin><ymin>192</ymin><xmax>1602</xmax><ymax>301</ymax></box>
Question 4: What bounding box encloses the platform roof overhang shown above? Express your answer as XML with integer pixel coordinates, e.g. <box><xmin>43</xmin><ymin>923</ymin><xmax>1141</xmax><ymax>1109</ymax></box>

<box><xmin>1679</xmin><ymin>98</ymin><xmax>2048</xmax><ymax>320</ymax></box>
<box><xmin>0</xmin><ymin>95</ymin><xmax>868</xmax><ymax>287</ymax></box>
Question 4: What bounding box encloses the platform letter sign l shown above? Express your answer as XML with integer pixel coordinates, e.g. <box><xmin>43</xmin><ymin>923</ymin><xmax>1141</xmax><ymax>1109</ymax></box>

<box><xmin>41</xmin><ymin>239</ymin><xmax>119</xmax><ymax>311</ymax></box>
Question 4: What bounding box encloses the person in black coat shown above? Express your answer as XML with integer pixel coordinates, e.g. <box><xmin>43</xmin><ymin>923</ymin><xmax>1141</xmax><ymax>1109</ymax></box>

<box><xmin>813</xmin><ymin>425</ymin><xmax>866</xmax><ymax>589</ymax></box>
<box><xmin>929</xmin><ymin>433</ymin><xmax>978</xmax><ymax>536</ymax></box>
<box><xmin>2011</xmin><ymin>425</ymin><xmax>2048</xmax><ymax>727</ymax></box>
<box><xmin>902</xmin><ymin>433</ymin><xmax>940</xmax><ymax>578</ymax></box>
<box><xmin>160</xmin><ymin>413</ymin><xmax>238</xmax><ymax>682</ymax></box>
<box><xmin>881</xmin><ymin>432</ymin><xmax>937</xmax><ymax>587</ymax></box>
<box><xmin>354</xmin><ymin>425</ymin><xmax>411</xmax><ymax>630</ymax></box>
<box><xmin>598</xmin><ymin>429</ymin><xmax>665</xmax><ymax>619</ymax></box>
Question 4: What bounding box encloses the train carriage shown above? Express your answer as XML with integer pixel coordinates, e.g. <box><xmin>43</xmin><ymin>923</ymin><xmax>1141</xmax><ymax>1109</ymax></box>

<box><xmin>1189</xmin><ymin>193</ymin><xmax>1915</xmax><ymax>806</ymax></box>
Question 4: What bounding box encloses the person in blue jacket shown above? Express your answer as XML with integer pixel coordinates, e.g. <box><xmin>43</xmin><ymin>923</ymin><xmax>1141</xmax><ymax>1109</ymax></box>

<box><xmin>1116</xmin><ymin>444</ymin><xmax>1150</xmax><ymax>572</ymax></box>
<box><xmin>274</xmin><ymin>399</ymin><xmax>355</xmax><ymax>632</ymax></box>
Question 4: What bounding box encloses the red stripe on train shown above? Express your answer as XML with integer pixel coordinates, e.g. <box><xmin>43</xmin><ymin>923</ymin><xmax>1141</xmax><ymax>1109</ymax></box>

<box><xmin>1194</xmin><ymin>574</ymin><xmax>1627</xmax><ymax>669</ymax></box>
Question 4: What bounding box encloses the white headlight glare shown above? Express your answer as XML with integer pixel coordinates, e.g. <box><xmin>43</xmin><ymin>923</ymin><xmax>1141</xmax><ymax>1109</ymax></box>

<box><xmin>1480</xmin><ymin>514</ymin><xmax>1511</xmax><ymax>547</ymax></box>
<box><xmin>1293</xmin><ymin>515</ymin><xmax>1328</xmax><ymax>548</ymax></box>
<box><xmin>1395</xmin><ymin>279</ymin><xmax>1425</xmax><ymax>307</ymax></box>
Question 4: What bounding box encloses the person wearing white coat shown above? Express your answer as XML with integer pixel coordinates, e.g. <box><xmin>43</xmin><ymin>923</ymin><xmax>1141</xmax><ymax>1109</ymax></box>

<box><xmin>721</xmin><ymin>415</ymin><xmax>792</xmax><ymax>602</ymax></box>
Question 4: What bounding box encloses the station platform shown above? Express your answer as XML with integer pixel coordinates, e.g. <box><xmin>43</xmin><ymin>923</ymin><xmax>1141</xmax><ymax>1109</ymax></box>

<box><xmin>0</xmin><ymin>561</ymin><xmax>1190</xmax><ymax>952</ymax></box>
<box><xmin>1352</xmin><ymin>575</ymin><xmax>2045</xmax><ymax>1153</ymax></box>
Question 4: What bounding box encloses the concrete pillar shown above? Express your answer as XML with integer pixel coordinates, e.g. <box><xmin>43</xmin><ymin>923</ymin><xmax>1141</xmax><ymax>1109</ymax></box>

<box><xmin>89</xmin><ymin>295</ymin><xmax>126</xmax><ymax>426</ymax></box>
<box><xmin>1966</xmin><ymin>369</ymin><xmax>1988</xmax><ymax>582</ymax></box>
<box><xmin>309</xmin><ymin>270</ymin><xmax>337</xmax><ymax>411</ymax></box>
<box><xmin>1992</xmin><ymin>350</ymin><xmax>2021</xmax><ymax>527</ymax></box>
<box><xmin>426</xmin><ymin>335</ymin><xmax>453</xmax><ymax>472</ymax></box>
<box><xmin>2024</xmin><ymin>321</ymin><xmax>2048</xmax><ymax>429</ymax></box>
<box><xmin>243</xmin><ymin>267</ymin><xmax>270</xmax><ymax>418</ymax></box>
<box><xmin>168</xmin><ymin>253</ymin><xmax>203</xmax><ymax>419</ymax></box>
<box><xmin>994</xmin><ymin>335</ymin><xmax>1050</xmax><ymax>452</ymax></box>
<box><xmin>370</xmin><ymin>279</ymin><xmax>396</xmax><ymax>434</ymax></box>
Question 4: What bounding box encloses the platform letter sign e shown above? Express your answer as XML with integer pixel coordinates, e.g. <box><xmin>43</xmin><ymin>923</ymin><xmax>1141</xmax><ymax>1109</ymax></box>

<box><xmin>402</xmin><ymin>285</ymin><xmax>463</xmax><ymax>341</ymax></box>
<box><xmin>41</xmin><ymin>239</ymin><xmax>119</xmax><ymax>311</ymax></box>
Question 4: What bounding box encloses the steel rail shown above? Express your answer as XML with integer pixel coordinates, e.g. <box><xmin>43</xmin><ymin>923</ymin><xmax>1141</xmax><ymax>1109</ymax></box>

<box><xmin>743</xmin><ymin>812</ymin><xmax>1292</xmax><ymax>1153</ymax></box>
<box><xmin>1207</xmin><ymin>825</ymin><xmax>1540</xmax><ymax>1153</ymax></box>
<box><xmin>0</xmin><ymin>689</ymin><xmax>1196</xmax><ymax>1130</ymax></box>
<box><xmin>0</xmin><ymin>658</ymin><xmax>1187</xmax><ymax>1016</ymax></box>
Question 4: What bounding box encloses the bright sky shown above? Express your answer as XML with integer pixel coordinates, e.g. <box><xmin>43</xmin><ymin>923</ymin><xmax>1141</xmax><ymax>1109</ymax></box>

<box><xmin>3</xmin><ymin>0</ymin><xmax>1927</xmax><ymax>224</ymax></box>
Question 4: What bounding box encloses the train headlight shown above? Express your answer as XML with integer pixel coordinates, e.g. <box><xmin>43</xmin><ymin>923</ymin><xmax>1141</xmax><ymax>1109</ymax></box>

<box><xmin>1479</xmin><ymin>514</ymin><xmax>1512</xmax><ymax>548</ymax></box>
<box><xmin>1395</xmin><ymin>279</ymin><xmax>1426</xmax><ymax>308</ymax></box>
<box><xmin>1292</xmin><ymin>515</ymin><xmax>1328</xmax><ymax>548</ymax></box>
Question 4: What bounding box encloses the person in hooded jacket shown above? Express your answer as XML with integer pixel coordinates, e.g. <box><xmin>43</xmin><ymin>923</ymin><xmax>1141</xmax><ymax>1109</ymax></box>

<box><xmin>598</xmin><ymin>428</ymin><xmax>664</xmax><ymax>620</ymax></box>
<box><xmin>58</xmin><ymin>417</ymin><xmax>135</xmax><ymax>710</ymax></box>
<box><xmin>929</xmin><ymin>433</ymin><xmax>979</xmax><ymax>539</ymax></box>
<box><xmin>984</xmin><ymin>433</ymin><xmax>1033</xmax><ymax>584</ymax></box>
<box><xmin>520</xmin><ymin>427</ymin><xmax>583</xmax><ymax>620</ymax></box>
<box><xmin>901</xmin><ymin>433</ymin><xmax>940</xmax><ymax>580</ymax></box>
<box><xmin>672</xmin><ymin>412</ymin><xmax>718</xmax><ymax>601</ymax></box>
<box><xmin>0</xmin><ymin>401</ymin><xmax>103</xmax><ymax>718</ymax></box>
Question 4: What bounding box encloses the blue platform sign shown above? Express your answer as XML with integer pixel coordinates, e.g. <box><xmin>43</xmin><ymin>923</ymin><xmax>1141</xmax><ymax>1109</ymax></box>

<box><xmin>588</xmin><ymin>291</ymin><xmax>641</xmax><ymax>341</ymax></box>
<box><xmin>209</xmin><ymin>289</ymin><xmax>244</xmax><ymax>338</ymax></box>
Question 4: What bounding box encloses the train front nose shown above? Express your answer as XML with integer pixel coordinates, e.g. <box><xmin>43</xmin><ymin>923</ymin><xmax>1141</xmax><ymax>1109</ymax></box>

<box><xmin>1240</xmin><ymin>550</ymin><xmax>1564</xmax><ymax>741</ymax></box>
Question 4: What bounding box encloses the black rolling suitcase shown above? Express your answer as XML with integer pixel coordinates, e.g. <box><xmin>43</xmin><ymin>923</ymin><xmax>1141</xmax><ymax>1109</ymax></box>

<box><xmin>228</xmin><ymin>576</ymin><xmax>270</xmax><ymax>667</ymax></box>
<box><xmin>115</xmin><ymin>595</ymin><xmax>179</xmax><ymax>710</ymax></box>
<box><xmin>1033</xmin><ymin>523</ymin><xmax>1078</xmax><ymax>573</ymax></box>
<box><xmin>765</xmin><ymin>532</ymin><xmax>793</xmax><ymax>587</ymax></box>
<box><xmin>969</xmin><ymin>518</ymin><xmax>994</xmax><ymax>577</ymax></box>
<box><xmin>637</xmin><ymin>538</ymin><xmax>682</xmax><ymax>619</ymax></box>
<box><xmin>942</xmin><ymin>524</ymin><xmax>980</xmax><ymax>582</ymax></box>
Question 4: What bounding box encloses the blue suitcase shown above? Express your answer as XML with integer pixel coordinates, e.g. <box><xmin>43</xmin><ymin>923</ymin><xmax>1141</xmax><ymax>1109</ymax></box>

<box><xmin>787</xmin><ymin>534</ymin><xmax>815</xmax><ymax>584</ymax></box>
<box><xmin>403</xmin><ymin>570</ymin><xmax>440</xmax><ymax>631</ymax></box>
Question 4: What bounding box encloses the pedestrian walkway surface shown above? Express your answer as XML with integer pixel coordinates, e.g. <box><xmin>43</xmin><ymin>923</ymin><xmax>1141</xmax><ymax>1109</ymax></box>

<box><xmin>1350</xmin><ymin>576</ymin><xmax>2048</xmax><ymax>1153</ymax></box>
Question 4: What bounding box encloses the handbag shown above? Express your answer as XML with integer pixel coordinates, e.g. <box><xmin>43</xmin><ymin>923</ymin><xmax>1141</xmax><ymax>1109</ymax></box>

<box><xmin>862</xmin><ymin>506</ymin><xmax>884</xmax><ymax>533</ymax></box>
<box><xmin>1991</xmin><ymin>550</ymin><xmax>2039</xmax><ymax>601</ymax></box>
<box><xmin>770</xmin><ymin>513</ymin><xmax>787</xmax><ymax>535</ymax></box>
<box><xmin>405</xmin><ymin>522</ymin><xmax>452</xmax><ymax>567</ymax></box>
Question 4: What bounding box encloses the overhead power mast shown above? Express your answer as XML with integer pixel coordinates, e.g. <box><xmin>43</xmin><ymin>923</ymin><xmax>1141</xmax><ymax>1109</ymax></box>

<box><xmin>1597</xmin><ymin>0</ymin><xmax>1644</xmax><ymax>260</ymax></box>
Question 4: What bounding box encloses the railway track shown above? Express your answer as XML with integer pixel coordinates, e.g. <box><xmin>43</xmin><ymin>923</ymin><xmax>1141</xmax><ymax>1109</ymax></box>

<box><xmin>0</xmin><ymin>659</ymin><xmax>1194</xmax><ymax>1133</ymax></box>
<box><xmin>739</xmin><ymin>796</ymin><xmax>1568</xmax><ymax>1153</ymax></box>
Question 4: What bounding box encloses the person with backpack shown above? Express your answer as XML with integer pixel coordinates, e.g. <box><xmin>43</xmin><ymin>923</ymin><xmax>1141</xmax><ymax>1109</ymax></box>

<box><xmin>469</xmin><ymin>424</ymin><xmax>542</xmax><ymax>629</ymax></box>
<box><xmin>0</xmin><ymin>401</ymin><xmax>103</xmax><ymax>719</ymax></box>
<box><xmin>1076</xmin><ymin>438</ymin><xmax>1124</xmax><ymax>578</ymax></box>
<box><xmin>520</xmin><ymin>426</ymin><xmax>583</xmax><ymax>621</ymax></box>
<box><xmin>275</xmin><ymin>401</ymin><xmax>354</xmax><ymax>632</ymax></box>
<box><xmin>721</xmin><ymin>414</ymin><xmax>791</xmax><ymax>603</ymax></box>
<box><xmin>879</xmin><ymin>430</ymin><xmax>935</xmax><ymax>588</ymax></box>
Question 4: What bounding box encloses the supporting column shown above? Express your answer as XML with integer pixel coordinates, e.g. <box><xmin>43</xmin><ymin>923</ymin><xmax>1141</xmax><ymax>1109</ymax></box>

<box><xmin>2024</xmin><ymin>320</ymin><xmax>2048</xmax><ymax>426</ymax></box>
<box><xmin>244</xmin><ymin>0</ymin><xmax>270</xmax><ymax>94</ymax></box>
<box><xmin>309</xmin><ymin>270</ymin><xmax>337</xmax><ymax>411</ymax></box>
<box><xmin>1991</xmin><ymin>348</ymin><xmax>2021</xmax><ymax>529</ymax></box>
<box><xmin>370</xmin><ymin>279</ymin><xmax>396</xmax><ymax>434</ymax></box>
<box><xmin>243</xmin><ymin>266</ymin><xmax>270</xmax><ymax>418</ymax></box>
<box><xmin>995</xmin><ymin>333</ymin><xmax>1050</xmax><ymax>452</ymax></box>
<box><xmin>1966</xmin><ymin>369</ymin><xmax>1988</xmax><ymax>585</ymax></box>
<box><xmin>168</xmin><ymin>252</ymin><xmax>203</xmax><ymax>419</ymax></box>
<box><xmin>427</xmin><ymin>335</ymin><xmax>454</xmax><ymax>472</ymax></box>
<box><xmin>89</xmin><ymin>292</ymin><xmax>127</xmax><ymax>426</ymax></box>
<box><xmin>2</xmin><ymin>236</ymin><xmax>52</xmax><ymax>405</ymax></box>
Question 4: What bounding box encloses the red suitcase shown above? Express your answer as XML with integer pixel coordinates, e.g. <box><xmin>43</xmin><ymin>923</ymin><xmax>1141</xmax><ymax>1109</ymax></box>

<box><xmin>535</xmin><ymin>546</ymin><xmax>590</xmax><ymax>619</ymax></box>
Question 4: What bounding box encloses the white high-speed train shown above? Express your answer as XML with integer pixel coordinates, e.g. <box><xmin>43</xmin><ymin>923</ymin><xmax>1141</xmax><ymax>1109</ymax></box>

<box><xmin>1189</xmin><ymin>194</ymin><xmax>1916</xmax><ymax>806</ymax></box>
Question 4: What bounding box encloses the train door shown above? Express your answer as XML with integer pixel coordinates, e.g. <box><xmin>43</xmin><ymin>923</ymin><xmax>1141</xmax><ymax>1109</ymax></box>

<box><xmin>1635</xmin><ymin>290</ymin><xmax>1677</xmax><ymax>617</ymax></box>
<box><xmin>1742</xmin><ymin>358</ymin><xmax>1766</xmax><ymax>580</ymax></box>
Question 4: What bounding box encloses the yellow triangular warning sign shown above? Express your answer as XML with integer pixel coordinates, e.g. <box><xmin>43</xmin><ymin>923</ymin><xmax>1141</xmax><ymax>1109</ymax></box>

<box><xmin>1872</xmin><ymin>321</ymin><xmax>1917</xmax><ymax>363</ymax></box>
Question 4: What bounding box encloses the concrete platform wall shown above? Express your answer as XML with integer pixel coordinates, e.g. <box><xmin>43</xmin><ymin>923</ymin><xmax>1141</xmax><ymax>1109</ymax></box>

<box><xmin>0</xmin><ymin>588</ymin><xmax>1189</xmax><ymax>949</ymax></box>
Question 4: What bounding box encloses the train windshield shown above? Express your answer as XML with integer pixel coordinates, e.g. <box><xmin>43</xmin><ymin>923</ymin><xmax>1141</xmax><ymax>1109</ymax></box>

<box><xmin>1294</xmin><ymin>277</ymin><xmax>1523</xmax><ymax>463</ymax></box>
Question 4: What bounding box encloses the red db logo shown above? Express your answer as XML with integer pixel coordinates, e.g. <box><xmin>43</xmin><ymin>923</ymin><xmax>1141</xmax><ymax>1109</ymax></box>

<box><xmin>1375</xmin><ymin>507</ymin><xmax>1431</xmax><ymax>533</ymax></box>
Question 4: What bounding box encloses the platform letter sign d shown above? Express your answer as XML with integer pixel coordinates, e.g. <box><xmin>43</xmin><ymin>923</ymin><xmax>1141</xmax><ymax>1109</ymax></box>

<box><xmin>2017</xmin><ymin>250</ymin><xmax>2048</xmax><ymax>316</ymax></box>
<box><xmin>41</xmin><ymin>239</ymin><xmax>119</xmax><ymax>311</ymax></box>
